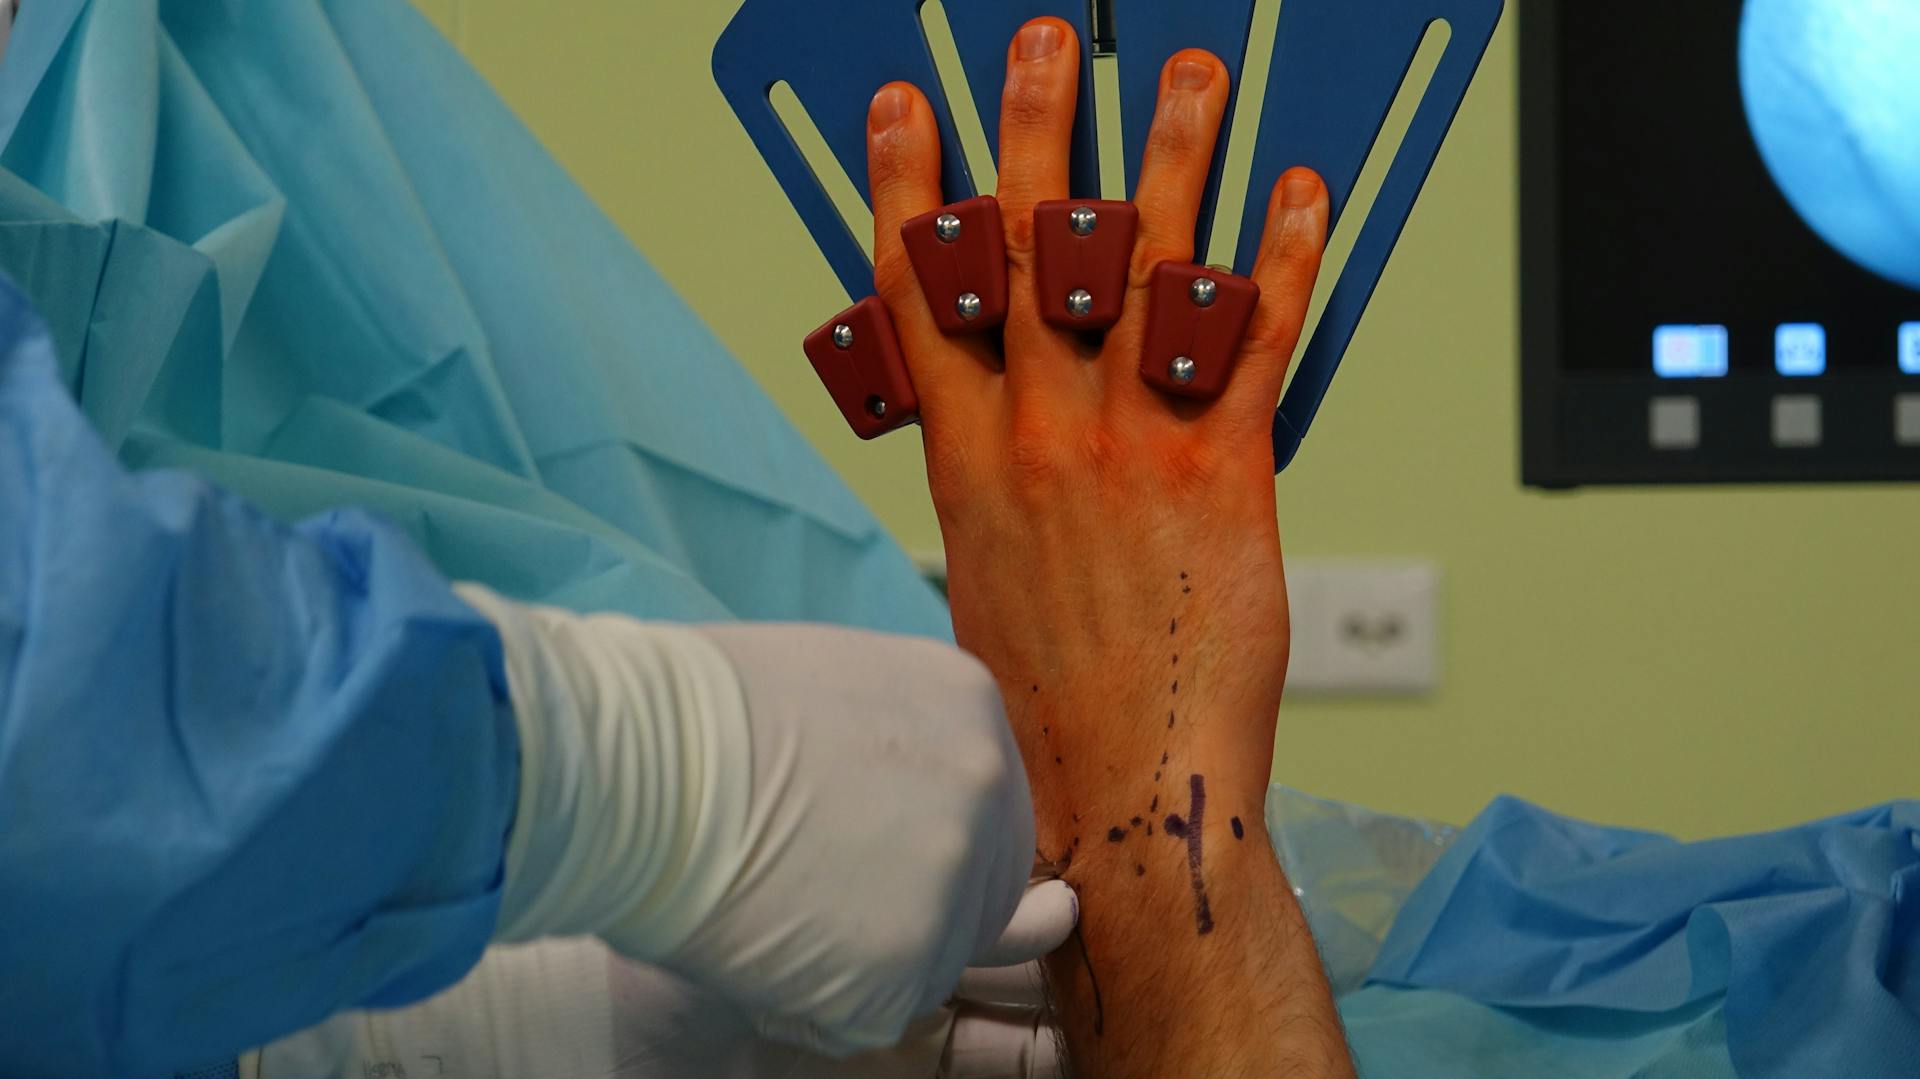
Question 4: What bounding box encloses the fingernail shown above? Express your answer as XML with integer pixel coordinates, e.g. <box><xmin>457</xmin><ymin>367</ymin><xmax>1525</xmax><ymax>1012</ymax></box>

<box><xmin>1017</xmin><ymin>22</ymin><xmax>1063</xmax><ymax>61</ymax></box>
<box><xmin>1172</xmin><ymin>58</ymin><xmax>1214</xmax><ymax>91</ymax></box>
<box><xmin>871</xmin><ymin>85</ymin><xmax>911</xmax><ymax>131</ymax></box>
<box><xmin>1283</xmin><ymin>172</ymin><xmax>1320</xmax><ymax>208</ymax></box>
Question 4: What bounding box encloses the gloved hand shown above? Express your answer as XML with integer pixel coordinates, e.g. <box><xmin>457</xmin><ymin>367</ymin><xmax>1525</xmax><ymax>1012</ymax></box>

<box><xmin>454</xmin><ymin>585</ymin><xmax>1045</xmax><ymax>1055</ymax></box>
<box><xmin>254</xmin><ymin>891</ymin><xmax>1074</xmax><ymax>1079</ymax></box>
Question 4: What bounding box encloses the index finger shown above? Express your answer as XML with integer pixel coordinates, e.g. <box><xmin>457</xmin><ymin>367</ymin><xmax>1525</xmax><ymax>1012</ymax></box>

<box><xmin>867</xmin><ymin>82</ymin><xmax>999</xmax><ymax>414</ymax></box>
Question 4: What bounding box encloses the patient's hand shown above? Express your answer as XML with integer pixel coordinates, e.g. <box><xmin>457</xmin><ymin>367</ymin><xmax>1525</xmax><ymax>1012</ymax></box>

<box><xmin>866</xmin><ymin>16</ymin><xmax>1352</xmax><ymax>1078</ymax></box>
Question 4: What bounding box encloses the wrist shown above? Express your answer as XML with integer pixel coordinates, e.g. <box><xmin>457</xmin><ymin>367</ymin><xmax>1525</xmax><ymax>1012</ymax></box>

<box><xmin>1018</xmin><ymin>686</ymin><xmax>1278</xmax><ymax>869</ymax></box>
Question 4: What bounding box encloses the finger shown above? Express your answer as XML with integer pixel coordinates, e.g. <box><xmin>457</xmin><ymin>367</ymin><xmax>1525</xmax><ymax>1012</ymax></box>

<box><xmin>1127</xmin><ymin>50</ymin><xmax>1233</xmax><ymax>287</ymax></box>
<box><xmin>954</xmin><ymin>961</ymin><xmax>1049</xmax><ymax>1008</ymax></box>
<box><xmin>992</xmin><ymin>18</ymin><xmax>1094</xmax><ymax>407</ymax></box>
<box><xmin>1223</xmin><ymin>167</ymin><xmax>1330</xmax><ymax>418</ymax></box>
<box><xmin>868</xmin><ymin>82</ymin><xmax>997</xmax><ymax>409</ymax></box>
<box><xmin>995</xmin><ymin>17</ymin><xmax>1081</xmax><ymax>266</ymax></box>
<box><xmin>943</xmin><ymin>1003</ymin><xmax>1065</xmax><ymax>1079</ymax></box>
<box><xmin>970</xmin><ymin>879</ymin><xmax>1078</xmax><ymax>967</ymax></box>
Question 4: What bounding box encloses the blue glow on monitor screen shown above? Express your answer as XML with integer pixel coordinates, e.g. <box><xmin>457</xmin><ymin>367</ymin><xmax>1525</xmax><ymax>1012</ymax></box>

<box><xmin>1774</xmin><ymin>323</ymin><xmax>1827</xmax><ymax>376</ymax></box>
<box><xmin>1654</xmin><ymin>326</ymin><xmax>1730</xmax><ymax>379</ymax></box>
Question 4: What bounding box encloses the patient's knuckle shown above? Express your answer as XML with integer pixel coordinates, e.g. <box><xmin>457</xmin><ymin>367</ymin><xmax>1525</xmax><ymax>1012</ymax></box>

<box><xmin>1129</xmin><ymin>237</ymin><xmax>1192</xmax><ymax>288</ymax></box>
<box><xmin>872</xmin><ymin>248</ymin><xmax>919</xmax><ymax>305</ymax></box>
<box><xmin>869</xmin><ymin>128</ymin><xmax>921</xmax><ymax>181</ymax></box>
<box><xmin>1152</xmin><ymin>433</ymin><xmax>1226</xmax><ymax>494</ymax></box>
<box><xmin>1246</xmin><ymin>317</ymin><xmax>1303</xmax><ymax>364</ymax></box>
<box><xmin>1082</xmin><ymin>424</ymin><xmax>1130</xmax><ymax>482</ymax></box>
<box><xmin>1146</xmin><ymin>119</ymin><xmax>1198</xmax><ymax>166</ymax></box>
<box><xmin>1001</xmin><ymin>80</ymin><xmax>1054</xmax><ymax>132</ymax></box>
<box><xmin>1006</xmin><ymin>410</ymin><xmax>1066</xmax><ymax>489</ymax></box>
<box><xmin>1002</xmin><ymin>207</ymin><xmax>1038</xmax><ymax>263</ymax></box>
<box><xmin>1274</xmin><ymin>249</ymin><xmax>1324</xmax><ymax>295</ymax></box>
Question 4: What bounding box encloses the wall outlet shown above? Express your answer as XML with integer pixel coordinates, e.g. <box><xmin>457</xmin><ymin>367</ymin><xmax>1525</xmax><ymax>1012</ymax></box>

<box><xmin>1285</xmin><ymin>561</ymin><xmax>1440</xmax><ymax>696</ymax></box>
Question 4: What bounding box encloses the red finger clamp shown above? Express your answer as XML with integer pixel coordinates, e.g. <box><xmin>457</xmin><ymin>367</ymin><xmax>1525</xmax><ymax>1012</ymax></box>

<box><xmin>1033</xmin><ymin>200</ymin><xmax>1137</xmax><ymax>330</ymax></box>
<box><xmin>1139</xmin><ymin>262</ymin><xmax>1261</xmax><ymax>400</ymax></box>
<box><xmin>902</xmin><ymin>196</ymin><xmax>1008</xmax><ymax>335</ymax></box>
<box><xmin>804</xmin><ymin>297</ymin><xmax>918</xmax><ymax>440</ymax></box>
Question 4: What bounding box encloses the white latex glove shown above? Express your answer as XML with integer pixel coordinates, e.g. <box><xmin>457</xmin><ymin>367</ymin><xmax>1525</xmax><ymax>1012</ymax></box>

<box><xmin>253</xmin><ymin>886</ymin><xmax>1074</xmax><ymax>1079</ymax></box>
<box><xmin>454</xmin><ymin>585</ymin><xmax>1043</xmax><ymax>1055</ymax></box>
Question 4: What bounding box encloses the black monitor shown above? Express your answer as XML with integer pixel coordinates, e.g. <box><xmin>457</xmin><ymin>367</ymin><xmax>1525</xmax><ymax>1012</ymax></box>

<box><xmin>1520</xmin><ymin>1</ymin><xmax>1920</xmax><ymax>487</ymax></box>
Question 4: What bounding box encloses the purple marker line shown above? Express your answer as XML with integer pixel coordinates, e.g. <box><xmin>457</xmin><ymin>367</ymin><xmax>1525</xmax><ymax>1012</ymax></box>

<box><xmin>1186</xmin><ymin>774</ymin><xmax>1213</xmax><ymax>935</ymax></box>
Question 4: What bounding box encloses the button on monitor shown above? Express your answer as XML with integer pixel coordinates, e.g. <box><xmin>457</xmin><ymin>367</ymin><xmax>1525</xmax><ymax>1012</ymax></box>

<box><xmin>1653</xmin><ymin>325</ymin><xmax>1729</xmax><ymax>378</ymax></box>
<box><xmin>1649</xmin><ymin>396</ymin><xmax>1699</xmax><ymax>450</ymax></box>
<box><xmin>1774</xmin><ymin>324</ymin><xmax>1826</xmax><ymax>376</ymax></box>
<box><xmin>1771</xmin><ymin>396</ymin><xmax>1821</xmax><ymax>448</ymax></box>
<box><xmin>1898</xmin><ymin>395</ymin><xmax>1920</xmax><ymax>447</ymax></box>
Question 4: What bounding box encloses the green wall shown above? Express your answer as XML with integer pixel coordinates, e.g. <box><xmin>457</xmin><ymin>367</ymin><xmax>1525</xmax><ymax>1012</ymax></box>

<box><xmin>416</xmin><ymin>1</ymin><xmax>1917</xmax><ymax>839</ymax></box>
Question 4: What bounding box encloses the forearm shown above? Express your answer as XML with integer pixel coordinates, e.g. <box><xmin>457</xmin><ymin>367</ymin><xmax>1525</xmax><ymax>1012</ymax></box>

<box><xmin>1046</xmin><ymin>761</ymin><xmax>1352</xmax><ymax>1077</ymax></box>
<box><xmin>993</xmin><ymin>609</ymin><xmax>1353</xmax><ymax>1077</ymax></box>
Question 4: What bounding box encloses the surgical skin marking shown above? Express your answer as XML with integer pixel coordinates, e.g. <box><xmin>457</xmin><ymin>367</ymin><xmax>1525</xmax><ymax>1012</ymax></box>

<box><xmin>1176</xmin><ymin>775</ymin><xmax>1214</xmax><ymax>935</ymax></box>
<box><xmin>1231</xmin><ymin>816</ymin><xmax>1245</xmax><ymax>840</ymax></box>
<box><xmin>1075</xmin><ymin>926</ymin><xmax>1106</xmax><ymax>1037</ymax></box>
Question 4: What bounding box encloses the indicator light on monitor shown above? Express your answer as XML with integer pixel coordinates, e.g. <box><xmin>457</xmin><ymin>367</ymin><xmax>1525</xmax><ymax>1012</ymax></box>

<box><xmin>1653</xmin><ymin>325</ymin><xmax>1730</xmax><ymax>379</ymax></box>
<box><xmin>1774</xmin><ymin>323</ymin><xmax>1826</xmax><ymax>376</ymax></box>
<box><xmin>1900</xmin><ymin>323</ymin><xmax>1920</xmax><ymax>375</ymax></box>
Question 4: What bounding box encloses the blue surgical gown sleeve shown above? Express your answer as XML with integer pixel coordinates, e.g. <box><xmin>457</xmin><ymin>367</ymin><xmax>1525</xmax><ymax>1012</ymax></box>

<box><xmin>0</xmin><ymin>279</ymin><xmax>520</xmax><ymax>1078</ymax></box>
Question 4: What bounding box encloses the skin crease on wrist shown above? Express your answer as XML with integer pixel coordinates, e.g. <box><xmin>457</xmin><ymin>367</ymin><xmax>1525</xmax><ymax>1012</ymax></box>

<box><xmin>866</xmin><ymin>15</ymin><xmax>1355</xmax><ymax>1078</ymax></box>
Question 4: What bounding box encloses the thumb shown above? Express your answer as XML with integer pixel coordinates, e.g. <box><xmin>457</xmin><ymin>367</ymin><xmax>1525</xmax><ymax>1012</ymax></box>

<box><xmin>971</xmin><ymin>880</ymin><xmax>1079</xmax><ymax>967</ymax></box>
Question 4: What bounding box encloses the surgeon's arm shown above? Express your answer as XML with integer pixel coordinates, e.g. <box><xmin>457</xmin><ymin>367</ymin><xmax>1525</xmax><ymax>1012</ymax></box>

<box><xmin>0</xmin><ymin>270</ymin><xmax>1048</xmax><ymax>1076</ymax></box>
<box><xmin>865</xmin><ymin>19</ymin><xmax>1353</xmax><ymax>1077</ymax></box>
<box><xmin>0</xmin><ymin>284</ymin><xmax>519</xmax><ymax>1078</ymax></box>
